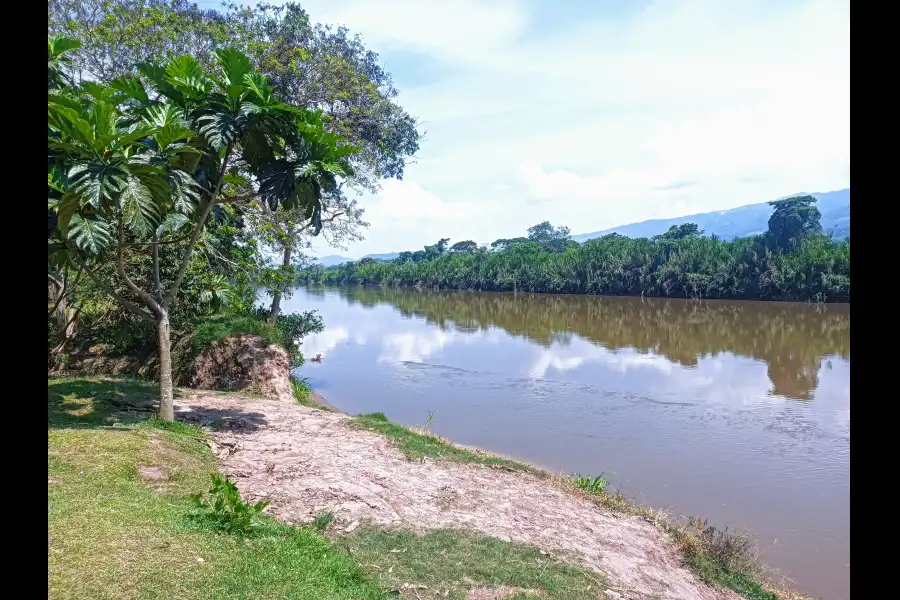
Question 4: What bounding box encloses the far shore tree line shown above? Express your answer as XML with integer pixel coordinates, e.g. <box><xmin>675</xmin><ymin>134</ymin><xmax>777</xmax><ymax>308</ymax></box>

<box><xmin>47</xmin><ymin>0</ymin><xmax>421</xmax><ymax>420</ymax></box>
<box><xmin>298</xmin><ymin>198</ymin><xmax>850</xmax><ymax>303</ymax></box>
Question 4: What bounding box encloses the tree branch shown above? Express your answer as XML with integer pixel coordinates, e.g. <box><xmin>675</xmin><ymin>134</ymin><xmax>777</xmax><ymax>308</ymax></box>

<box><xmin>71</xmin><ymin>257</ymin><xmax>157</xmax><ymax>325</ymax></box>
<box><xmin>215</xmin><ymin>191</ymin><xmax>260</xmax><ymax>205</ymax></box>
<box><xmin>117</xmin><ymin>218</ymin><xmax>163</xmax><ymax>318</ymax></box>
<box><xmin>47</xmin><ymin>269</ymin><xmax>83</xmax><ymax>319</ymax></box>
<box><xmin>164</xmin><ymin>143</ymin><xmax>234</xmax><ymax>309</ymax></box>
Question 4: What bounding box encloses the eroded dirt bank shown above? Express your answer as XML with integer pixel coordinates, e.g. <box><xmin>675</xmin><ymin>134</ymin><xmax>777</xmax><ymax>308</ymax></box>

<box><xmin>175</xmin><ymin>392</ymin><xmax>741</xmax><ymax>600</ymax></box>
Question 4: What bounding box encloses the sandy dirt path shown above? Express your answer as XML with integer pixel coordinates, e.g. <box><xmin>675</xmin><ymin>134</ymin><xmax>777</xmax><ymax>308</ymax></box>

<box><xmin>175</xmin><ymin>393</ymin><xmax>740</xmax><ymax>600</ymax></box>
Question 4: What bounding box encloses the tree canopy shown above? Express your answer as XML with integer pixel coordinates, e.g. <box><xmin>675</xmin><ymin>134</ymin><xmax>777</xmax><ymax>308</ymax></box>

<box><xmin>767</xmin><ymin>196</ymin><xmax>823</xmax><ymax>251</ymax></box>
<box><xmin>48</xmin><ymin>40</ymin><xmax>357</xmax><ymax>419</ymax></box>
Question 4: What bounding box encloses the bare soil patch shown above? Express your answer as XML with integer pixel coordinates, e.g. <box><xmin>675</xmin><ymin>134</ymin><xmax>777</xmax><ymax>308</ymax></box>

<box><xmin>175</xmin><ymin>393</ymin><xmax>741</xmax><ymax>600</ymax></box>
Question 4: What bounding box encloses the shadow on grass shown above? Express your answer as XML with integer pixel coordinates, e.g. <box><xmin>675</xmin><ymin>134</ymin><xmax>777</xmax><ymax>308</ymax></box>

<box><xmin>48</xmin><ymin>377</ymin><xmax>170</xmax><ymax>429</ymax></box>
<box><xmin>48</xmin><ymin>376</ymin><xmax>269</xmax><ymax>433</ymax></box>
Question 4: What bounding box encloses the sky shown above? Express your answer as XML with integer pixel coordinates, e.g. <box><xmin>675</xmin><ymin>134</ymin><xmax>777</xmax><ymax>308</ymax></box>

<box><xmin>200</xmin><ymin>0</ymin><xmax>850</xmax><ymax>258</ymax></box>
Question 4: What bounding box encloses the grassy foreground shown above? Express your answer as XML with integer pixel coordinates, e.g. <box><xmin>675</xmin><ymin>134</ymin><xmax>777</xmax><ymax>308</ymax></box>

<box><xmin>48</xmin><ymin>376</ymin><xmax>609</xmax><ymax>600</ymax></box>
<box><xmin>353</xmin><ymin>413</ymin><xmax>793</xmax><ymax>600</ymax></box>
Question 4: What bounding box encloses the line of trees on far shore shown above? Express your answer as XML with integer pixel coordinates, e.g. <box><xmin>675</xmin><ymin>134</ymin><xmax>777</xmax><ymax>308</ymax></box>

<box><xmin>298</xmin><ymin>197</ymin><xmax>850</xmax><ymax>303</ymax></box>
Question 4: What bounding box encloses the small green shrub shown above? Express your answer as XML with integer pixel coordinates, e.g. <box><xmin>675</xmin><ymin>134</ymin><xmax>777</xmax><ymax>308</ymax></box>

<box><xmin>313</xmin><ymin>509</ymin><xmax>335</xmax><ymax>533</ymax></box>
<box><xmin>291</xmin><ymin>375</ymin><xmax>313</xmax><ymax>405</ymax></box>
<box><xmin>191</xmin><ymin>473</ymin><xmax>270</xmax><ymax>536</ymax></box>
<box><xmin>572</xmin><ymin>472</ymin><xmax>609</xmax><ymax>493</ymax></box>
<box><xmin>692</xmin><ymin>518</ymin><xmax>761</xmax><ymax>576</ymax></box>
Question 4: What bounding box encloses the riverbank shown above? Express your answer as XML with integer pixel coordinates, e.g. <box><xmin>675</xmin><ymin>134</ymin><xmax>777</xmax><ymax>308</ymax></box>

<box><xmin>49</xmin><ymin>376</ymin><xmax>801</xmax><ymax>600</ymax></box>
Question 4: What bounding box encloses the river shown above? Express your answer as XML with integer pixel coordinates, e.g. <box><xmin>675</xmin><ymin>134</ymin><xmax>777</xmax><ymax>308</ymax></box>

<box><xmin>282</xmin><ymin>285</ymin><xmax>850</xmax><ymax>600</ymax></box>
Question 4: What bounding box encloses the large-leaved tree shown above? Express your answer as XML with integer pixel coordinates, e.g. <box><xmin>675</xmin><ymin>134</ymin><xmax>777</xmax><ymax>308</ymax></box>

<box><xmin>48</xmin><ymin>42</ymin><xmax>355</xmax><ymax>420</ymax></box>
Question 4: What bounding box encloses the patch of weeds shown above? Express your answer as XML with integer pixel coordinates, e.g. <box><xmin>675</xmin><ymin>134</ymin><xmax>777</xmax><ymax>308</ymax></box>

<box><xmin>313</xmin><ymin>509</ymin><xmax>336</xmax><ymax>533</ymax></box>
<box><xmin>675</xmin><ymin>518</ymin><xmax>779</xmax><ymax>600</ymax></box>
<box><xmin>353</xmin><ymin>412</ymin><xmax>534</xmax><ymax>473</ymax></box>
<box><xmin>345</xmin><ymin>527</ymin><xmax>605</xmax><ymax>600</ymax></box>
<box><xmin>290</xmin><ymin>374</ymin><xmax>314</xmax><ymax>406</ymax></box>
<box><xmin>572</xmin><ymin>472</ymin><xmax>609</xmax><ymax>493</ymax></box>
<box><xmin>422</xmin><ymin>410</ymin><xmax>436</xmax><ymax>430</ymax></box>
<box><xmin>191</xmin><ymin>473</ymin><xmax>270</xmax><ymax>536</ymax></box>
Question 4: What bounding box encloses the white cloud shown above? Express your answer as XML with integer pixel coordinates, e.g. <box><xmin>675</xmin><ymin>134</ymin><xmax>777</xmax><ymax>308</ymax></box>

<box><xmin>289</xmin><ymin>0</ymin><xmax>849</xmax><ymax>256</ymax></box>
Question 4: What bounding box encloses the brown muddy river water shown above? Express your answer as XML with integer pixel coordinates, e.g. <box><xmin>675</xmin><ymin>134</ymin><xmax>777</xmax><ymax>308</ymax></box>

<box><xmin>283</xmin><ymin>286</ymin><xmax>850</xmax><ymax>600</ymax></box>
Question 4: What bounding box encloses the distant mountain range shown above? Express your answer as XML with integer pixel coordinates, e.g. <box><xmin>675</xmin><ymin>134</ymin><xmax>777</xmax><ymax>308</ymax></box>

<box><xmin>314</xmin><ymin>189</ymin><xmax>849</xmax><ymax>265</ymax></box>
<box><xmin>314</xmin><ymin>252</ymin><xmax>400</xmax><ymax>267</ymax></box>
<box><xmin>571</xmin><ymin>189</ymin><xmax>849</xmax><ymax>243</ymax></box>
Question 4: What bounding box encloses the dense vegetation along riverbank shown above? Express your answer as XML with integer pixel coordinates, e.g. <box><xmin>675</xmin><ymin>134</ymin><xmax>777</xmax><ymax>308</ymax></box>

<box><xmin>299</xmin><ymin>210</ymin><xmax>850</xmax><ymax>302</ymax></box>
<box><xmin>50</xmin><ymin>376</ymin><xmax>799</xmax><ymax>600</ymax></box>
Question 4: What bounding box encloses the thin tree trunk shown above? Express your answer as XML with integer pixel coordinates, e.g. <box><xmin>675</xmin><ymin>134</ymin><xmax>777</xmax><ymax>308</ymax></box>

<box><xmin>157</xmin><ymin>311</ymin><xmax>175</xmax><ymax>421</ymax></box>
<box><xmin>268</xmin><ymin>291</ymin><xmax>282</xmax><ymax>324</ymax></box>
<box><xmin>268</xmin><ymin>239</ymin><xmax>293</xmax><ymax>324</ymax></box>
<box><xmin>48</xmin><ymin>275</ymin><xmax>77</xmax><ymax>351</ymax></box>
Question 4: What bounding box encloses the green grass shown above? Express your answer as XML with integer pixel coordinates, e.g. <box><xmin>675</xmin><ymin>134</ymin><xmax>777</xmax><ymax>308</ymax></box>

<box><xmin>48</xmin><ymin>377</ymin><xmax>612</xmax><ymax>600</ymax></box>
<box><xmin>345</xmin><ymin>528</ymin><xmax>606</xmax><ymax>600</ymax></box>
<box><xmin>48</xmin><ymin>376</ymin><xmax>386</xmax><ymax>600</ymax></box>
<box><xmin>353</xmin><ymin>412</ymin><xmax>535</xmax><ymax>473</ymax></box>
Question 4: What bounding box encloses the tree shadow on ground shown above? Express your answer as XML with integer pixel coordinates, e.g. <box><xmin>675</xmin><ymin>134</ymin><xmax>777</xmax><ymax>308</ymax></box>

<box><xmin>48</xmin><ymin>377</ymin><xmax>171</xmax><ymax>429</ymax></box>
<box><xmin>176</xmin><ymin>402</ymin><xmax>268</xmax><ymax>434</ymax></box>
<box><xmin>48</xmin><ymin>376</ymin><xmax>269</xmax><ymax>433</ymax></box>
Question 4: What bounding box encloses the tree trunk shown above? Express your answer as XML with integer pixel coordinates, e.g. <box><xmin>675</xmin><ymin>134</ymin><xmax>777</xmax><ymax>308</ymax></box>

<box><xmin>268</xmin><ymin>291</ymin><xmax>282</xmax><ymax>324</ymax></box>
<box><xmin>268</xmin><ymin>241</ymin><xmax>293</xmax><ymax>324</ymax></box>
<box><xmin>157</xmin><ymin>311</ymin><xmax>175</xmax><ymax>421</ymax></box>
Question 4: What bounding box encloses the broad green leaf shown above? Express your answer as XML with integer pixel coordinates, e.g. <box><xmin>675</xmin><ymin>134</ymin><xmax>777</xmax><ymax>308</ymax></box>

<box><xmin>55</xmin><ymin>191</ymin><xmax>81</xmax><ymax>239</ymax></box>
<box><xmin>138</xmin><ymin>62</ymin><xmax>186</xmax><ymax>106</ymax></box>
<box><xmin>169</xmin><ymin>169</ymin><xmax>201</xmax><ymax>215</ymax></box>
<box><xmin>48</xmin><ymin>104</ymin><xmax>96</xmax><ymax>148</ymax></box>
<box><xmin>109</xmin><ymin>77</ymin><xmax>150</xmax><ymax>105</ymax></box>
<box><xmin>214</xmin><ymin>48</ymin><xmax>253</xmax><ymax>98</ymax></box>
<box><xmin>197</xmin><ymin>109</ymin><xmax>242</xmax><ymax>150</ymax></box>
<box><xmin>68</xmin><ymin>214</ymin><xmax>112</xmax><ymax>254</ymax></box>
<box><xmin>165</xmin><ymin>55</ymin><xmax>212</xmax><ymax>98</ymax></box>
<box><xmin>156</xmin><ymin>213</ymin><xmax>190</xmax><ymax>237</ymax></box>
<box><xmin>119</xmin><ymin>175</ymin><xmax>159</xmax><ymax>236</ymax></box>
<box><xmin>48</xmin><ymin>35</ymin><xmax>81</xmax><ymax>58</ymax></box>
<box><xmin>243</xmin><ymin>73</ymin><xmax>273</xmax><ymax>104</ymax></box>
<box><xmin>68</xmin><ymin>163</ymin><xmax>125</xmax><ymax>208</ymax></box>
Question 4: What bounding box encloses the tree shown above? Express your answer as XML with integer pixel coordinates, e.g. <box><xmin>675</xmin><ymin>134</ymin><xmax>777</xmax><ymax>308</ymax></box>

<box><xmin>436</xmin><ymin>238</ymin><xmax>450</xmax><ymax>254</ymax></box>
<box><xmin>49</xmin><ymin>45</ymin><xmax>355</xmax><ymax>420</ymax></box>
<box><xmin>254</xmin><ymin>191</ymin><xmax>366</xmax><ymax>322</ymax></box>
<box><xmin>767</xmin><ymin>196</ymin><xmax>822</xmax><ymax>251</ymax></box>
<box><xmin>49</xmin><ymin>1</ymin><xmax>420</xmax><ymax>322</ymax></box>
<box><xmin>490</xmin><ymin>237</ymin><xmax>529</xmax><ymax>252</ymax></box>
<box><xmin>48</xmin><ymin>0</ymin><xmax>421</xmax><ymax>193</ymax></box>
<box><xmin>449</xmin><ymin>240</ymin><xmax>478</xmax><ymax>254</ymax></box>
<box><xmin>653</xmin><ymin>222</ymin><xmax>704</xmax><ymax>241</ymax></box>
<box><xmin>527</xmin><ymin>221</ymin><xmax>572</xmax><ymax>252</ymax></box>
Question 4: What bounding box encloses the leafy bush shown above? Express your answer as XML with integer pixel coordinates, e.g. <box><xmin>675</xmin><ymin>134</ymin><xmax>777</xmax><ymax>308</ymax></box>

<box><xmin>251</xmin><ymin>307</ymin><xmax>325</xmax><ymax>367</ymax></box>
<box><xmin>186</xmin><ymin>307</ymin><xmax>324</xmax><ymax>374</ymax></box>
<box><xmin>692</xmin><ymin>518</ymin><xmax>760</xmax><ymax>576</ymax></box>
<box><xmin>192</xmin><ymin>314</ymin><xmax>281</xmax><ymax>353</ymax></box>
<box><xmin>291</xmin><ymin>374</ymin><xmax>313</xmax><ymax>405</ymax></box>
<box><xmin>572</xmin><ymin>472</ymin><xmax>609</xmax><ymax>493</ymax></box>
<box><xmin>191</xmin><ymin>473</ymin><xmax>270</xmax><ymax>536</ymax></box>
